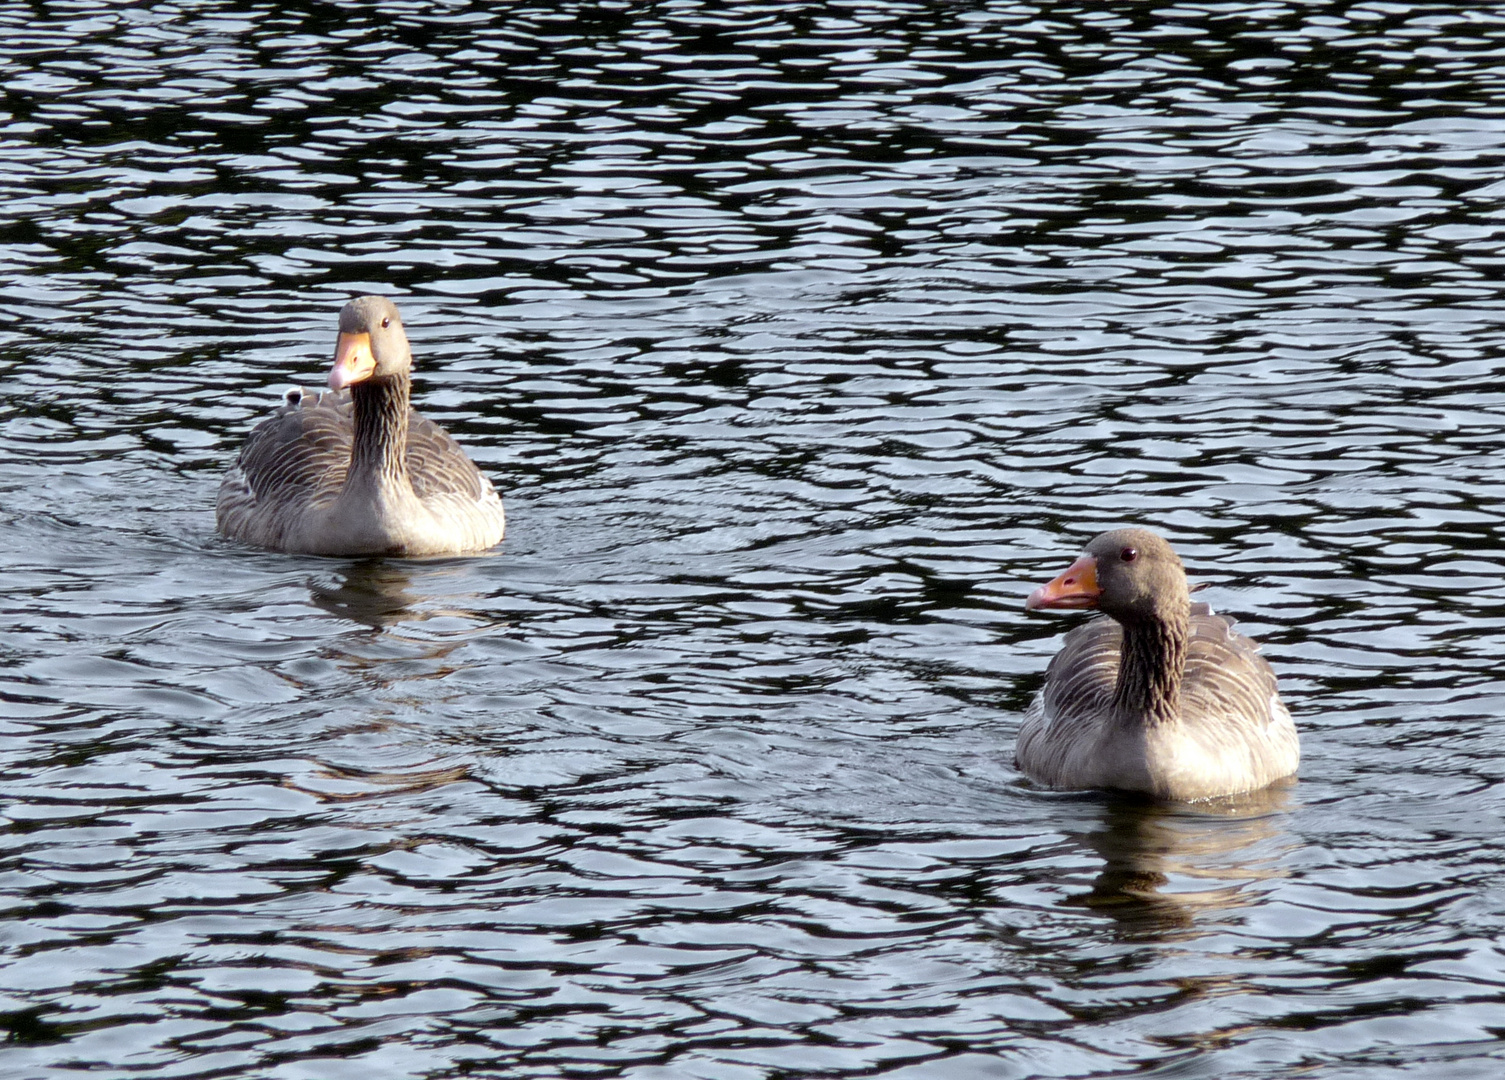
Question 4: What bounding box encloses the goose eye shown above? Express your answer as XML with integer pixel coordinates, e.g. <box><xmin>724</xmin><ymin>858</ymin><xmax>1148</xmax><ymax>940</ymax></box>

<box><xmin>1120</xmin><ymin>547</ymin><xmax>1138</xmax><ymax>563</ymax></box>
<box><xmin>381</xmin><ymin>316</ymin><xmax>391</xmax><ymax>329</ymax></box>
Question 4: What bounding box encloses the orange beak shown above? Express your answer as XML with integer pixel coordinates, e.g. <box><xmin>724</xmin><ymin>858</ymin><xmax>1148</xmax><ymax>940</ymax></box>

<box><xmin>1025</xmin><ymin>554</ymin><xmax>1102</xmax><ymax>611</ymax></box>
<box><xmin>328</xmin><ymin>331</ymin><xmax>376</xmax><ymax>390</ymax></box>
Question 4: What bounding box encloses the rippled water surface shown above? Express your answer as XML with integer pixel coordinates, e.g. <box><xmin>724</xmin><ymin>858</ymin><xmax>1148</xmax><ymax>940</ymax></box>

<box><xmin>4</xmin><ymin>1</ymin><xmax>1505</xmax><ymax>1076</ymax></box>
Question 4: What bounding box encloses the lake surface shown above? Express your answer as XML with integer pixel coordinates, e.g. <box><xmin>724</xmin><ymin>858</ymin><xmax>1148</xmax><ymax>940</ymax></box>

<box><xmin>4</xmin><ymin>1</ymin><xmax>1505</xmax><ymax>1076</ymax></box>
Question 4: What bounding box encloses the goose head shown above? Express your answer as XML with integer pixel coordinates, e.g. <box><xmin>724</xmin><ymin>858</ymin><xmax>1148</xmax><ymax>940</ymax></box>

<box><xmin>1026</xmin><ymin>528</ymin><xmax>1190</xmax><ymax>624</ymax></box>
<box><xmin>328</xmin><ymin>295</ymin><xmax>413</xmax><ymax>390</ymax></box>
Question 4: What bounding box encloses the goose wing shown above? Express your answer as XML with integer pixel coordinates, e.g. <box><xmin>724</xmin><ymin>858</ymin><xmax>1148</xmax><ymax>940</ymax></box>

<box><xmin>1038</xmin><ymin>615</ymin><xmax>1120</xmax><ymax>721</ymax></box>
<box><xmin>217</xmin><ymin>389</ymin><xmax>351</xmax><ymax>540</ymax></box>
<box><xmin>1174</xmin><ymin>612</ymin><xmax>1299</xmax><ymax>794</ymax></box>
<box><xmin>405</xmin><ymin>409</ymin><xmax>495</xmax><ymax>503</ymax></box>
<box><xmin>1183</xmin><ymin>613</ymin><xmax>1288</xmax><ymax>732</ymax></box>
<box><xmin>1015</xmin><ymin>616</ymin><xmax>1121</xmax><ymax>783</ymax></box>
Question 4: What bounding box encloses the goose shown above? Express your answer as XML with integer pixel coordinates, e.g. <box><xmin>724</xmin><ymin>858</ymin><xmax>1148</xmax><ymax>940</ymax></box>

<box><xmin>1016</xmin><ymin>528</ymin><xmax>1298</xmax><ymax>800</ymax></box>
<box><xmin>216</xmin><ymin>296</ymin><xmax>505</xmax><ymax>556</ymax></box>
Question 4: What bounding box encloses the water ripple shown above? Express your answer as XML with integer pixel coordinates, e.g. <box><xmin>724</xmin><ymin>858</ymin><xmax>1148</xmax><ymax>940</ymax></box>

<box><xmin>3</xmin><ymin>0</ymin><xmax>1505</xmax><ymax>1077</ymax></box>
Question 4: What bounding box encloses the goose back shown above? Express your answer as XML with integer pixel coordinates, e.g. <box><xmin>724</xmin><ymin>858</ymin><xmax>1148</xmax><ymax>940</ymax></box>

<box><xmin>216</xmin><ymin>387</ymin><xmax>505</xmax><ymax>555</ymax></box>
<box><xmin>1017</xmin><ymin>610</ymin><xmax>1298</xmax><ymax>800</ymax></box>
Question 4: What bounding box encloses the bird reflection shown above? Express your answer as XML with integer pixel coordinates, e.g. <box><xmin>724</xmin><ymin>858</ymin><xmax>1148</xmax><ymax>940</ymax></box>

<box><xmin>303</xmin><ymin>558</ymin><xmax>506</xmax><ymax>702</ymax></box>
<box><xmin>308</xmin><ymin>559</ymin><xmax>424</xmax><ymax>627</ymax></box>
<box><xmin>1066</xmin><ymin>783</ymin><xmax>1295</xmax><ymax>938</ymax></box>
<box><xmin>307</xmin><ymin>557</ymin><xmax>492</xmax><ymax>630</ymax></box>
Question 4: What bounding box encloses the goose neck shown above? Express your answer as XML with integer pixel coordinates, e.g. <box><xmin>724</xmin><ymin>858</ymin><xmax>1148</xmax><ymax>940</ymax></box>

<box><xmin>348</xmin><ymin>374</ymin><xmax>410</xmax><ymax>489</ymax></box>
<box><xmin>1112</xmin><ymin>608</ymin><xmax>1187</xmax><ymax>726</ymax></box>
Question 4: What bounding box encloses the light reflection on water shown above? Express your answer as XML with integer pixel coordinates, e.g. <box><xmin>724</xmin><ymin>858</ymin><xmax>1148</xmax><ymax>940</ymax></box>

<box><xmin>3</xmin><ymin>0</ymin><xmax>1505</xmax><ymax>1076</ymax></box>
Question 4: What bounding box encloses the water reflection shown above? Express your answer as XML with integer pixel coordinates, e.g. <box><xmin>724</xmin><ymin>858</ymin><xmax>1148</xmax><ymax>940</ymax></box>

<box><xmin>306</xmin><ymin>555</ymin><xmax>503</xmax><ymax>628</ymax></box>
<box><xmin>1069</xmin><ymin>788</ymin><xmax>1296</xmax><ymax>938</ymax></box>
<box><xmin>308</xmin><ymin>559</ymin><xmax>425</xmax><ymax>628</ymax></box>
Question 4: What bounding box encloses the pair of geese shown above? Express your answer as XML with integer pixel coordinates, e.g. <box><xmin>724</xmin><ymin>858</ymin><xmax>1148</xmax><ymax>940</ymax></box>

<box><xmin>218</xmin><ymin>296</ymin><xmax>1300</xmax><ymax>802</ymax></box>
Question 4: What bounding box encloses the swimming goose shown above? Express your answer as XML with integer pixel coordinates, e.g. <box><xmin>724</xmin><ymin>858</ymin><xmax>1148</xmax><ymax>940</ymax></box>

<box><xmin>1016</xmin><ymin>528</ymin><xmax>1298</xmax><ymax>800</ymax></box>
<box><xmin>216</xmin><ymin>296</ymin><xmax>506</xmax><ymax>556</ymax></box>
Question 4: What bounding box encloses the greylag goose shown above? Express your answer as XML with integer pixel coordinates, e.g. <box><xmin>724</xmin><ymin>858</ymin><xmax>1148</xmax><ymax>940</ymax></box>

<box><xmin>1016</xmin><ymin>528</ymin><xmax>1298</xmax><ymax>800</ymax></box>
<box><xmin>216</xmin><ymin>296</ymin><xmax>506</xmax><ymax>556</ymax></box>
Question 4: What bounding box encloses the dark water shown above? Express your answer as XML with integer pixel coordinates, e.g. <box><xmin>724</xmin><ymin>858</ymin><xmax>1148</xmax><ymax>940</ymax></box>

<box><xmin>4</xmin><ymin>1</ymin><xmax>1505</xmax><ymax>1076</ymax></box>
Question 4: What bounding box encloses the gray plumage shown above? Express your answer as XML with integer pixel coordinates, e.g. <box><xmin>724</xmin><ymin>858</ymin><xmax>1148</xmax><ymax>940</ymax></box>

<box><xmin>1016</xmin><ymin>528</ymin><xmax>1298</xmax><ymax>801</ymax></box>
<box><xmin>216</xmin><ymin>296</ymin><xmax>505</xmax><ymax>556</ymax></box>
